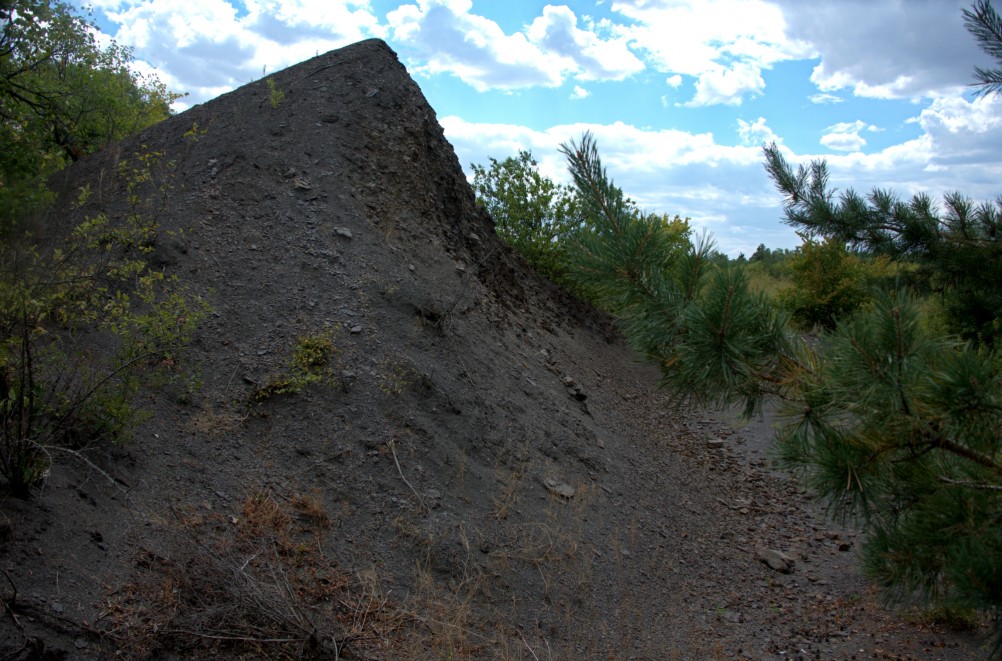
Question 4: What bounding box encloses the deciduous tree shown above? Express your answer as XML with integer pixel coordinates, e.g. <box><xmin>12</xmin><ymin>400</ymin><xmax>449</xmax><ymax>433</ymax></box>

<box><xmin>471</xmin><ymin>150</ymin><xmax>580</xmax><ymax>283</ymax></box>
<box><xmin>0</xmin><ymin>1</ymin><xmax>179</xmax><ymax>229</ymax></box>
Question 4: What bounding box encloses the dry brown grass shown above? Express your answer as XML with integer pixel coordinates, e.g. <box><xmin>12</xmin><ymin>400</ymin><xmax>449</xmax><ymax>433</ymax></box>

<box><xmin>186</xmin><ymin>402</ymin><xmax>245</xmax><ymax>437</ymax></box>
<box><xmin>103</xmin><ymin>492</ymin><xmax>412</xmax><ymax>659</ymax></box>
<box><xmin>100</xmin><ymin>487</ymin><xmax>527</xmax><ymax>660</ymax></box>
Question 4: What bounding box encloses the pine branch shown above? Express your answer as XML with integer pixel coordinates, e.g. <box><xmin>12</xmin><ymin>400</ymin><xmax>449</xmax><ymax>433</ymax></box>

<box><xmin>964</xmin><ymin>0</ymin><xmax>1002</xmax><ymax>95</ymax></box>
<box><xmin>559</xmin><ymin>132</ymin><xmax>628</xmax><ymax>236</ymax></box>
<box><xmin>933</xmin><ymin>435</ymin><xmax>1002</xmax><ymax>475</ymax></box>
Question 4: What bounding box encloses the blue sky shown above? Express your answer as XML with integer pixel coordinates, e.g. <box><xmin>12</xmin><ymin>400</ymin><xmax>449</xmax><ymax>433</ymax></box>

<box><xmin>76</xmin><ymin>0</ymin><xmax>1002</xmax><ymax>256</ymax></box>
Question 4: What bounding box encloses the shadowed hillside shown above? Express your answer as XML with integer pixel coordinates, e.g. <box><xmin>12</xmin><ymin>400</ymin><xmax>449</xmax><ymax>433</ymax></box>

<box><xmin>0</xmin><ymin>39</ymin><xmax>987</xmax><ymax>659</ymax></box>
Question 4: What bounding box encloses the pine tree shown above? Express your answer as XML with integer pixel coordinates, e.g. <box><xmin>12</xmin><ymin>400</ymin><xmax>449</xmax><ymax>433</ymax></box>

<box><xmin>965</xmin><ymin>0</ymin><xmax>1002</xmax><ymax>96</ymax></box>
<box><xmin>764</xmin><ymin>143</ymin><xmax>1002</xmax><ymax>346</ymax></box>
<box><xmin>561</xmin><ymin>133</ymin><xmax>1002</xmax><ymax>654</ymax></box>
<box><xmin>559</xmin><ymin>132</ymin><xmax>790</xmax><ymax>416</ymax></box>
<box><xmin>559</xmin><ymin>2</ymin><xmax>1002</xmax><ymax>649</ymax></box>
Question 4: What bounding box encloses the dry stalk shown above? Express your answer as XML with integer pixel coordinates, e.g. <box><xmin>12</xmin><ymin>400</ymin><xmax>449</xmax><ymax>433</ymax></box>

<box><xmin>519</xmin><ymin>628</ymin><xmax>540</xmax><ymax>661</ymax></box>
<box><xmin>388</xmin><ymin>437</ymin><xmax>427</xmax><ymax>512</ymax></box>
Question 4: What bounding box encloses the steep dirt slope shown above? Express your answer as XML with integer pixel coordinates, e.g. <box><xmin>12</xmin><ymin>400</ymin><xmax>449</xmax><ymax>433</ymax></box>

<box><xmin>0</xmin><ymin>39</ymin><xmax>988</xmax><ymax>659</ymax></box>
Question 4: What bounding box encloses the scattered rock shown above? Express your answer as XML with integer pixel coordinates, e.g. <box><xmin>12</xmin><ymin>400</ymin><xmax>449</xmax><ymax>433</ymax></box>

<box><xmin>542</xmin><ymin>477</ymin><xmax>575</xmax><ymax>499</ymax></box>
<box><xmin>756</xmin><ymin>547</ymin><xmax>796</xmax><ymax>573</ymax></box>
<box><xmin>706</xmin><ymin>438</ymin><xmax>725</xmax><ymax>449</ymax></box>
<box><xmin>334</xmin><ymin>227</ymin><xmax>353</xmax><ymax>239</ymax></box>
<box><xmin>562</xmin><ymin>376</ymin><xmax>588</xmax><ymax>401</ymax></box>
<box><xmin>720</xmin><ymin>609</ymin><xmax>744</xmax><ymax>624</ymax></box>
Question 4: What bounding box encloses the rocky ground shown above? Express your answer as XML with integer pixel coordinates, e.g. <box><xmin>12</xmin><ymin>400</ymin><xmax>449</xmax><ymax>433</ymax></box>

<box><xmin>0</xmin><ymin>39</ymin><xmax>991</xmax><ymax>659</ymax></box>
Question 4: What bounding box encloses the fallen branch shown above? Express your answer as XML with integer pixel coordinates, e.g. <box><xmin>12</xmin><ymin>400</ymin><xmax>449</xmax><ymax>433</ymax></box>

<box><xmin>46</xmin><ymin>446</ymin><xmax>131</xmax><ymax>493</ymax></box>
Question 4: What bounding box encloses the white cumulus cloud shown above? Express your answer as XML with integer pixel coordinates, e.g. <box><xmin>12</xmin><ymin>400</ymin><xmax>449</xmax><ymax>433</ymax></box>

<box><xmin>809</xmin><ymin>92</ymin><xmax>843</xmax><ymax>105</ymax></box>
<box><xmin>738</xmin><ymin>117</ymin><xmax>780</xmax><ymax>147</ymax></box>
<box><xmin>612</xmin><ymin>0</ymin><xmax>811</xmax><ymax>106</ymax></box>
<box><xmin>685</xmin><ymin>61</ymin><xmax>765</xmax><ymax>107</ymax></box>
<box><xmin>820</xmin><ymin>120</ymin><xmax>880</xmax><ymax>153</ymax></box>
<box><xmin>775</xmin><ymin>0</ymin><xmax>993</xmax><ymax>100</ymax></box>
<box><xmin>92</xmin><ymin>0</ymin><xmax>383</xmax><ymax>106</ymax></box>
<box><xmin>387</xmin><ymin>0</ymin><xmax>641</xmax><ymax>91</ymax></box>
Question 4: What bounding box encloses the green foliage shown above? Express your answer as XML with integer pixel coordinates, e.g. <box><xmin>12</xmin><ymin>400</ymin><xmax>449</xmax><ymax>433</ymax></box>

<box><xmin>249</xmin><ymin>329</ymin><xmax>339</xmax><ymax>403</ymax></box>
<box><xmin>965</xmin><ymin>0</ymin><xmax>1002</xmax><ymax>96</ymax></box>
<box><xmin>559</xmin><ymin>132</ymin><xmax>786</xmax><ymax>415</ymax></box>
<box><xmin>0</xmin><ymin>152</ymin><xmax>208</xmax><ymax>497</ymax></box>
<box><xmin>0</xmin><ymin>1</ymin><xmax>181</xmax><ymax>231</ymax></box>
<box><xmin>746</xmin><ymin>243</ymin><xmax>794</xmax><ymax>287</ymax></box>
<box><xmin>778</xmin><ymin>237</ymin><xmax>883</xmax><ymax>331</ymax></box>
<box><xmin>559</xmin><ymin>128</ymin><xmax>1002</xmax><ymax>653</ymax></box>
<box><xmin>773</xmin><ymin>291</ymin><xmax>1002</xmax><ymax>627</ymax></box>
<box><xmin>470</xmin><ymin>150</ymin><xmax>581</xmax><ymax>283</ymax></box>
<box><xmin>558</xmin><ymin>133</ymin><xmax>693</xmax><ymax>315</ymax></box>
<box><xmin>755</xmin><ymin>61</ymin><xmax>1002</xmax><ymax>640</ymax></box>
<box><xmin>764</xmin><ymin>143</ymin><xmax>1002</xmax><ymax>346</ymax></box>
<box><xmin>266</xmin><ymin>77</ymin><xmax>285</xmax><ymax>109</ymax></box>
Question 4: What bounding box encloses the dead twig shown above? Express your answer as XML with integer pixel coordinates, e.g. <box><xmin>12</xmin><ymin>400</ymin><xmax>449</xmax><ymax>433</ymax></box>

<box><xmin>2</xmin><ymin>568</ymin><xmax>24</xmax><ymax>634</ymax></box>
<box><xmin>388</xmin><ymin>438</ymin><xmax>427</xmax><ymax>513</ymax></box>
<box><xmin>519</xmin><ymin>627</ymin><xmax>540</xmax><ymax>661</ymax></box>
<box><xmin>434</xmin><ymin>244</ymin><xmax>499</xmax><ymax>330</ymax></box>
<box><xmin>46</xmin><ymin>445</ymin><xmax>132</xmax><ymax>492</ymax></box>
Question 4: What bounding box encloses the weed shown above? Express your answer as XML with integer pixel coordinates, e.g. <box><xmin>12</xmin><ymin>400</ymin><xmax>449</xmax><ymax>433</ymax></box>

<box><xmin>183</xmin><ymin>121</ymin><xmax>207</xmax><ymax>143</ymax></box>
<box><xmin>248</xmin><ymin>328</ymin><xmax>340</xmax><ymax>404</ymax></box>
<box><xmin>492</xmin><ymin>438</ymin><xmax>531</xmax><ymax>520</ymax></box>
<box><xmin>187</xmin><ymin>403</ymin><xmax>245</xmax><ymax>437</ymax></box>
<box><xmin>106</xmin><ymin>492</ymin><xmax>408</xmax><ymax>659</ymax></box>
<box><xmin>908</xmin><ymin>604</ymin><xmax>983</xmax><ymax>631</ymax></box>
<box><xmin>266</xmin><ymin>77</ymin><xmax>285</xmax><ymax>109</ymax></box>
<box><xmin>291</xmin><ymin>488</ymin><xmax>331</xmax><ymax>529</ymax></box>
<box><xmin>378</xmin><ymin>358</ymin><xmax>415</xmax><ymax>396</ymax></box>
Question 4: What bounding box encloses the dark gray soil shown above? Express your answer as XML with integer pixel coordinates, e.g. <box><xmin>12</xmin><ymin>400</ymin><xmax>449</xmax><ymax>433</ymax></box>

<box><xmin>0</xmin><ymin>39</ymin><xmax>990</xmax><ymax>660</ymax></box>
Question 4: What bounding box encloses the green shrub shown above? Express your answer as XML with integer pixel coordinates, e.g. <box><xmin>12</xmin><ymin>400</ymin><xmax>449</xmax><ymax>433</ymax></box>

<box><xmin>471</xmin><ymin>150</ymin><xmax>581</xmax><ymax>283</ymax></box>
<box><xmin>778</xmin><ymin>237</ymin><xmax>885</xmax><ymax>331</ymax></box>
<box><xmin>0</xmin><ymin>153</ymin><xmax>208</xmax><ymax>497</ymax></box>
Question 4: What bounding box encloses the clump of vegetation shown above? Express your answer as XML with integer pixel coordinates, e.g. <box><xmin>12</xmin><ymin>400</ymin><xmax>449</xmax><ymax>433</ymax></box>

<box><xmin>0</xmin><ymin>156</ymin><xmax>208</xmax><ymax>497</ymax></box>
<box><xmin>472</xmin><ymin>147</ymin><xmax>692</xmax><ymax>314</ymax></box>
<box><xmin>471</xmin><ymin>150</ymin><xmax>582</xmax><ymax>284</ymax></box>
<box><xmin>249</xmin><ymin>328</ymin><xmax>340</xmax><ymax>403</ymax></box>
<box><xmin>105</xmin><ymin>491</ymin><xmax>407</xmax><ymax>659</ymax></box>
<box><xmin>0</xmin><ymin>2</ymin><xmax>205</xmax><ymax>497</ymax></box>
<box><xmin>378</xmin><ymin>359</ymin><xmax>417</xmax><ymax>396</ymax></box>
<box><xmin>266</xmin><ymin>77</ymin><xmax>285</xmax><ymax>109</ymax></box>
<box><xmin>777</xmin><ymin>237</ymin><xmax>889</xmax><ymax>331</ymax></box>
<box><xmin>0</xmin><ymin>0</ymin><xmax>181</xmax><ymax>231</ymax></box>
